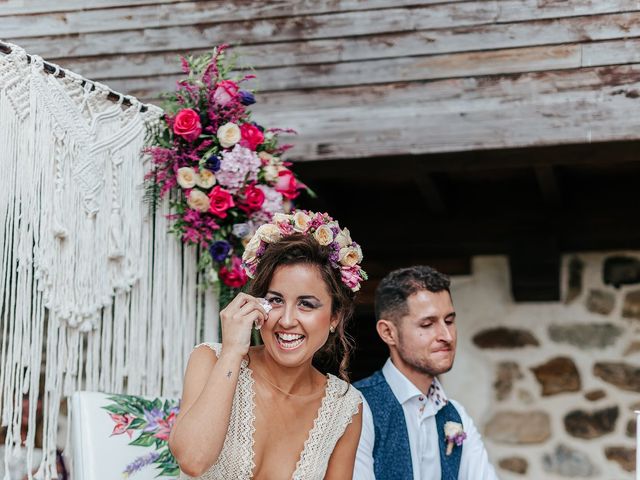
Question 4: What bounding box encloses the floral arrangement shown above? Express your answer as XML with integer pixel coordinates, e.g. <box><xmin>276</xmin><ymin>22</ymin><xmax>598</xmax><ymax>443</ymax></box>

<box><xmin>242</xmin><ymin>210</ymin><xmax>368</xmax><ymax>292</ymax></box>
<box><xmin>103</xmin><ymin>394</ymin><xmax>180</xmax><ymax>477</ymax></box>
<box><xmin>444</xmin><ymin>421</ymin><xmax>466</xmax><ymax>455</ymax></box>
<box><xmin>145</xmin><ymin>45</ymin><xmax>306</xmax><ymax>302</ymax></box>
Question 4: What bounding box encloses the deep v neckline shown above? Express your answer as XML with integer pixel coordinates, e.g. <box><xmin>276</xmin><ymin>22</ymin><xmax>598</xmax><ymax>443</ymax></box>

<box><xmin>246</xmin><ymin>364</ymin><xmax>333</xmax><ymax>479</ymax></box>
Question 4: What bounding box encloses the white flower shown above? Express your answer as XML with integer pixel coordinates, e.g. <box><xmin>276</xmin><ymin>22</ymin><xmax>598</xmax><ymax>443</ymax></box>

<box><xmin>444</xmin><ymin>421</ymin><xmax>464</xmax><ymax>439</ymax></box>
<box><xmin>217</xmin><ymin>122</ymin><xmax>241</xmax><ymax>148</ymax></box>
<box><xmin>263</xmin><ymin>164</ymin><xmax>279</xmax><ymax>182</ymax></box>
<box><xmin>187</xmin><ymin>189</ymin><xmax>210</xmax><ymax>212</ymax></box>
<box><xmin>232</xmin><ymin>223</ymin><xmax>251</xmax><ymax>238</ymax></box>
<box><xmin>242</xmin><ymin>234</ymin><xmax>262</xmax><ymax>263</ymax></box>
<box><xmin>256</xmin><ymin>223</ymin><xmax>282</xmax><ymax>243</ymax></box>
<box><xmin>339</xmin><ymin>245</ymin><xmax>363</xmax><ymax>267</ymax></box>
<box><xmin>314</xmin><ymin>225</ymin><xmax>334</xmax><ymax>246</ymax></box>
<box><xmin>195</xmin><ymin>169</ymin><xmax>216</xmax><ymax>189</ymax></box>
<box><xmin>272</xmin><ymin>212</ymin><xmax>292</xmax><ymax>224</ymax></box>
<box><xmin>293</xmin><ymin>211</ymin><xmax>311</xmax><ymax>232</ymax></box>
<box><xmin>177</xmin><ymin>167</ymin><xmax>197</xmax><ymax>189</ymax></box>
<box><xmin>335</xmin><ymin>228</ymin><xmax>353</xmax><ymax>248</ymax></box>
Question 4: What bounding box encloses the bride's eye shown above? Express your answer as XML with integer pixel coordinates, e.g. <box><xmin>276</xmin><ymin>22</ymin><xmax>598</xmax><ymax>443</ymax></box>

<box><xmin>267</xmin><ymin>296</ymin><xmax>283</xmax><ymax>306</ymax></box>
<box><xmin>299</xmin><ymin>300</ymin><xmax>316</xmax><ymax>309</ymax></box>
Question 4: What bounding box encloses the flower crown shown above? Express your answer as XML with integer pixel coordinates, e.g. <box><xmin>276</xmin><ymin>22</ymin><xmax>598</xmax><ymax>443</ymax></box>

<box><xmin>241</xmin><ymin>210</ymin><xmax>368</xmax><ymax>292</ymax></box>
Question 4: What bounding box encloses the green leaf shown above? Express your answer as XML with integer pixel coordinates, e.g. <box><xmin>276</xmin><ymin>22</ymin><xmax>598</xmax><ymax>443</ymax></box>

<box><xmin>129</xmin><ymin>434</ymin><xmax>157</xmax><ymax>447</ymax></box>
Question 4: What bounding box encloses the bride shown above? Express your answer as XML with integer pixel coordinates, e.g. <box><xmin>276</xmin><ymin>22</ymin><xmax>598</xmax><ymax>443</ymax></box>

<box><xmin>169</xmin><ymin>211</ymin><xmax>367</xmax><ymax>479</ymax></box>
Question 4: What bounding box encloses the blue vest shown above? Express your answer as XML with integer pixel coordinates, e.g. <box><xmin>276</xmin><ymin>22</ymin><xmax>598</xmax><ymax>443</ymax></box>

<box><xmin>355</xmin><ymin>370</ymin><xmax>463</xmax><ymax>480</ymax></box>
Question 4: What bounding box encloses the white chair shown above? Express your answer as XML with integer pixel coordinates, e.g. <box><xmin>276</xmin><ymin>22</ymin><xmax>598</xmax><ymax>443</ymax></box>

<box><xmin>68</xmin><ymin>391</ymin><xmax>180</xmax><ymax>479</ymax></box>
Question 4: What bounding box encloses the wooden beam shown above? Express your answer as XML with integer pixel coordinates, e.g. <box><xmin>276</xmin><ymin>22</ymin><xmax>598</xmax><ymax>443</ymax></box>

<box><xmin>535</xmin><ymin>165</ymin><xmax>562</xmax><ymax>207</ymax></box>
<box><xmin>414</xmin><ymin>171</ymin><xmax>447</xmax><ymax>216</ymax></box>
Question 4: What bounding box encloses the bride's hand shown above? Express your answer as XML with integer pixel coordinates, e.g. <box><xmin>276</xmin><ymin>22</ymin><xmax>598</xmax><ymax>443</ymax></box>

<box><xmin>219</xmin><ymin>293</ymin><xmax>267</xmax><ymax>356</ymax></box>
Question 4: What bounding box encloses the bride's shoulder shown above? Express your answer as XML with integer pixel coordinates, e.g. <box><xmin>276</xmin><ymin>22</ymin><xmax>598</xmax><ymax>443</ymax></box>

<box><xmin>326</xmin><ymin>375</ymin><xmax>363</xmax><ymax>404</ymax></box>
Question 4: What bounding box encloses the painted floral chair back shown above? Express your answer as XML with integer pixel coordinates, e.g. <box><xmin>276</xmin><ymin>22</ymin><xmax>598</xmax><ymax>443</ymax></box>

<box><xmin>69</xmin><ymin>391</ymin><xmax>179</xmax><ymax>479</ymax></box>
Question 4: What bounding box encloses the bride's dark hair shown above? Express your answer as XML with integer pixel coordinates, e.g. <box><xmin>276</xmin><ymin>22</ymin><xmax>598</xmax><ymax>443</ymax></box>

<box><xmin>247</xmin><ymin>233</ymin><xmax>356</xmax><ymax>383</ymax></box>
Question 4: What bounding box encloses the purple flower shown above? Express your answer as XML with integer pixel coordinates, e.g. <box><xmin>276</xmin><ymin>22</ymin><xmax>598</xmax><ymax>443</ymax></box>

<box><xmin>210</xmin><ymin>240</ymin><xmax>231</xmax><ymax>262</ymax></box>
<box><xmin>205</xmin><ymin>155</ymin><xmax>221</xmax><ymax>172</ymax></box>
<box><xmin>239</xmin><ymin>90</ymin><xmax>256</xmax><ymax>106</ymax></box>
<box><xmin>143</xmin><ymin>407</ymin><xmax>164</xmax><ymax>432</ymax></box>
<box><xmin>123</xmin><ymin>451</ymin><xmax>160</xmax><ymax>476</ymax></box>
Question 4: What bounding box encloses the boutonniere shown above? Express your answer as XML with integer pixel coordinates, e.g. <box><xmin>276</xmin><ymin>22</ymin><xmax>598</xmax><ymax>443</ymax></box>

<box><xmin>444</xmin><ymin>421</ymin><xmax>467</xmax><ymax>455</ymax></box>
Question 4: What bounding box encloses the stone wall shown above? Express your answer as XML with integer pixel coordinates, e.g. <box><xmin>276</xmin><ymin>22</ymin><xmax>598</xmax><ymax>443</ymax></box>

<box><xmin>442</xmin><ymin>254</ymin><xmax>640</xmax><ymax>479</ymax></box>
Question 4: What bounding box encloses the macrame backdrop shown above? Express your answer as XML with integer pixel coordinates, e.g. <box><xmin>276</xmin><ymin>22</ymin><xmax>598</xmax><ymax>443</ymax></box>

<box><xmin>0</xmin><ymin>43</ymin><xmax>219</xmax><ymax>479</ymax></box>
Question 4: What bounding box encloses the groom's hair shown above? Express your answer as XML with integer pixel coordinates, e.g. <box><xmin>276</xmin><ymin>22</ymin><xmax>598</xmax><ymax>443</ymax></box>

<box><xmin>375</xmin><ymin>265</ymin><xmax>450</xmax><ymax>323</ymax></box>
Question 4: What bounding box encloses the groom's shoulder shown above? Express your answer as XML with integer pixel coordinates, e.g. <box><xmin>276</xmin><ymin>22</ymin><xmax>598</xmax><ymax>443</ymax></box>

<box><xmin>353</xmin><ymin>370</ymin><xmax>386</xmax><ymax>390</ymax></box>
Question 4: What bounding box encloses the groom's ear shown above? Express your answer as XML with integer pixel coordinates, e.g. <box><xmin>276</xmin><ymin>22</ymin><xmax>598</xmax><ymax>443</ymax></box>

<box><xmin>376</xmin><ymin>319</ymin><xmax>397</xmax><ymax>346</ymax></box>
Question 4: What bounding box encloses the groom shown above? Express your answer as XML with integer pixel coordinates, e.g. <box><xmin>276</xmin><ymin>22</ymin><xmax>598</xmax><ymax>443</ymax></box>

<box><xmin>353</xmin><ymin>266</ymin><xmax>497</xmax><ymax>480</ymax></box>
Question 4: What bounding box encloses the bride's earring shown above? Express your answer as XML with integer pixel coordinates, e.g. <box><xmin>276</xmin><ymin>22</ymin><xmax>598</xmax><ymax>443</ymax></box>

<box><xmin>329</xmin><ymin>325</ymin><xmax>335</xmax><ymax>333</ymax></box>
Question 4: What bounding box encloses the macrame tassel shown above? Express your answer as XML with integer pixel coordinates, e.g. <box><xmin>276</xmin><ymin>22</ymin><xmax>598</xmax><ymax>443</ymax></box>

<box><xmin>0</xmin><ymin>43</ymin><xmax>219</xmax><ymax>480</ymax></box>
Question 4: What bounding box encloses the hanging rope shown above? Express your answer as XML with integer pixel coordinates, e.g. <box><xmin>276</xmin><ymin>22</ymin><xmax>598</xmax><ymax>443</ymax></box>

<box><xmin>0</xmin><ymin>41</ymin><xmax>218</xmax><ymax>479</ymax></box>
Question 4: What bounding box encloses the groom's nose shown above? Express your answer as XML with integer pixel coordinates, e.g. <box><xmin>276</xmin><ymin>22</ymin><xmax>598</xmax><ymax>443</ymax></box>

<box><xmin>435</xmin><ymin>321</ymin><xmax>453</xmax><ymax>344</ymax></box>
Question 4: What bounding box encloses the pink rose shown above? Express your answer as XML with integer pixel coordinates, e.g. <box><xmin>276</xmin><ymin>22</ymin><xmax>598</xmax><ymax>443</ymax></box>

<box><xmin>220</xmin><ymin>256</ymin><xmax>248</xmax><ymax>288</ymax></box>
<box><xmin>212</xmin><ymin>80</ymin><xmax>239</xmax><ymax>106</ymax></box>
<box><xmin>341</xmin><ymin>266</ymin><xmax>362</xmax><ymax>291</ymax></box>
<box><xmin>275</xmin><ymin>169</ymin><xmax>302</xmax><ymax>200</ymax></box>
<box><xmin>239</xmin><ymin>123</ymin><xmax>264</xmax><ymax>150</ymax></box>
<box><xmin>173</xmin><ymin>108</ymin><xmax>202</xmax><ymax>142</ymax></box>
<box><xmin>238</xmin><ymin>183</ymin><xmax>265</xmax><ymax>213</ymax></box>
<box><xmin>208</xmin><ymin>186</ymin><xmax>235</xmax><ymax>218</ymax></box>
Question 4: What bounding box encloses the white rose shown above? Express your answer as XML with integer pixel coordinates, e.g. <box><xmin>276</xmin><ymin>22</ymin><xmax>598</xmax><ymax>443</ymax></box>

<box><xmin>217</xmin><ymin>122</ymin><xmax>241</xmax><ymax>148</ymax></box>
<box><xmin>335</xmin><ymin>228</ymin><xmax>353</xmax><ymax>248</ymax></box>
<box><xmin>293</xmin><ymin>211</ymin><xmax>311</xmax><ymax>232</ymax></box>
<box><xmin>314</xmin><ymin>225</ymin><xmax>334</xmax><ymax>246</ymax></box>
<box><xmin>263</xmin><ymin>165</ymin><xmax>279</xmax><ymax>183</ymax></box>
<box><xmin>273</xmin><ymin>212</ymin><xmax>292</xmax><ymax>224</ymax></box>
<box><xmin>339</xmin><ymin>246</ymin><xmax>362</xmax><ymax>267</ymax></box>
<box><xmin>256</xmin><ymin>223</ymin><xmax>282</xmax><ymax>243</ymax></box>
<box><xmin>444</xmin><ymin>421</ymin><xmax>464</xmax><ymax>439</ymax></box>
<box><xmin>196</xmin><ymin>169</ymin><xmax>216</xmax><ymax>189</ymax></box>
<box><xmin>187</xmin><ymin>189</ymin><xmax>210</xmax><ymax>212</ymax></box>
<box><xmin>177</xmin><ymin>167</ymin><xmax>197</xmax><ymax>189</ymax></box>
<box><xmin>258</xmin><ymin>151</ymin><xmax>279</xmax><ymax>163</ymax></box>
<box><xmin>242</xmin><ymin>235</ymin><xmax>261</xmax><ymax>263</ymax></box>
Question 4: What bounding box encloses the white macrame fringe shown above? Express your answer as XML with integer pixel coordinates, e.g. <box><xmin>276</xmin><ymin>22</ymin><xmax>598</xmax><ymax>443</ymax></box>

<box><xmin>0</xmin><ymin>43</ymin><xmax>219</xmax><ymax>480</ymax></box>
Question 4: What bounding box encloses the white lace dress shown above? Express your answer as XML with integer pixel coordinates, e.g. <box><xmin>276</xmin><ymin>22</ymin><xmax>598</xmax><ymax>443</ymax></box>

<box><xmin>180</xmin><ymin>343</ymin><xmax>362</xmax><ymax>480</ymax></box>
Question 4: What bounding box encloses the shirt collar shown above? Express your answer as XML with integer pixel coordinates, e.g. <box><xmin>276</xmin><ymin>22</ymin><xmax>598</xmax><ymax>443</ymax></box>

<box><xmin>382</xmin><ymin>358</ymin><xmax>449</xmax><ymax>408</ymax></box>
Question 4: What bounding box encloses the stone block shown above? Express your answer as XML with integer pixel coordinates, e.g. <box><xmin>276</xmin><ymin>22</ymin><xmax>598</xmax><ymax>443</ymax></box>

<box><xmin>585</xmin><ymin>289</ymin><xmax>615</xmax><ymax>315</ymax></box>
<box><xmin>542</xmin><ymin>444</ymin><xmax>597</xmax><ymax>477</ymax></box>
<box><xmin>593</xmin><ymin>362</ymin><xmax>640</xmax><ymax>392</ymax></box>
<box><xmin>626</xmin><ymin>419</ymin><xmax>636</xmax><ymax>438</ymax></box>
<box><xmin>565</xmin><ymin>256</ymin><xmax>584</xmax><ymax>304</ymax></box>
<box><xmin>624</xmin><ymin>341</ymin><xmax>640</xmax><ymax>356</ymax></box>
<box><xmin>531</xmin><ymin>356</ymin><xmax>581</xmax><ymax>396</ymax></box>
<box><xmin>498</xmin><ymin>457</ymin><xmax>528</xmax><ymax>475</ymax></box>
<box><xmin>623</xmin><ymin>290</ymin><xmax>640</xmax><ymax>320</ymax></box>
<box><xmin>549</xmin><ymin>323</ymin><xmax>622</xmax><ymax>349</ymax></box>
<box><xmin>564</xmin><ymin>406</ymin><xmax>618</xmax><ymax>439</ymax></box>
<box><xmin>603</xmin><ymin>256</ymin><xmax>640</xmax><ymax>288</ymax></box>
<box><xmin>494</xmin><ymin>362</ymin><xmax>523</xmax><ymax>400</ymax></box>
<box><xmin>485</xmin><ymin>411</ymin><xmax>550</xmax><ymax>444</ymax></box>
<box><xmin>605</xmin><ymin>446</ymin><xmax>635</xmax><ymax>472</ymax></box>
<box><xmin>584</xmin><ymin>389</ymin><xmax>606</xmax><ymax>401</ymax></box>
<box><xmin>473</xmin><ymin>327</ymin><xmax>539</xmax><ymax>349</ymax></box>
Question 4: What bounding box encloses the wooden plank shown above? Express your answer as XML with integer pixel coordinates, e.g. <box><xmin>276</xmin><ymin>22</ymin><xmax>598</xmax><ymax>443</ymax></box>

<box><xmin>99</xmin><ymin>43</ymin><xmax>580</xmax><ymax>97</ymax></box>
<box><xmin>1</xmin><ymin>2</ymin><xmax>499</xmax><ymax>40</ymax></box>
<box><xmin>0</xmin><ymin>0</ymin><xmax>452</xmax><ymax>17</ymax></box>
<box><xmin>55</xmin><ymin>40</ymin><xmax>584</xmax><ymax>82</ymax></box>
<box><xmin>17</xmin><ymin>11</ymin><xmax>640</xmax><ymax>87</ymax></box>
<box><xmin>9</xmin><ymin>6</ymin><xmax>640</xmax><ymax>60</ymax></box>
<box><xmin>4</xmin><ymin>0</ymin><xmax>640</xmax><ymax>38</ymax></box>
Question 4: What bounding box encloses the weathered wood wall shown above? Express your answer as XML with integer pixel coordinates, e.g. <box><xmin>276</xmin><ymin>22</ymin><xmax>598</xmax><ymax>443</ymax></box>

<box><xmin>3</xmin><ymin>0</ymin><xmax>640</xmax><ymax>160</ymax></box>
